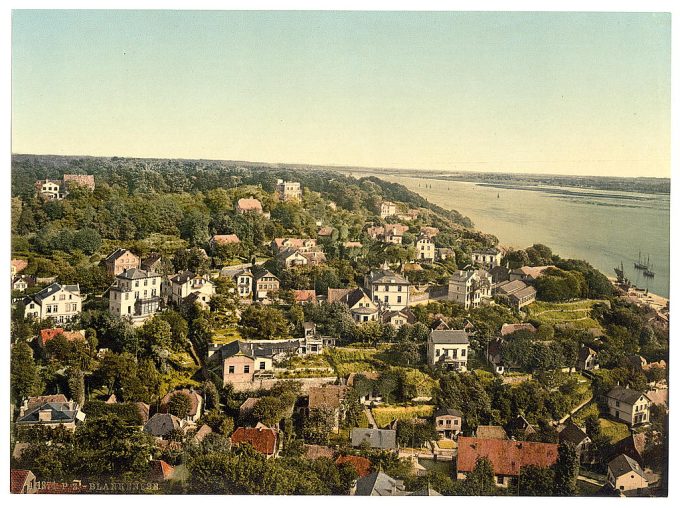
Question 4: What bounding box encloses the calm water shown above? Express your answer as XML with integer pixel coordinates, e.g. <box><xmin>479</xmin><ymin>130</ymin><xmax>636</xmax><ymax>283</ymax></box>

<box><xmin>364</xmin><ymin>173</ymin><xmax>670</xmax><ymax>298</ymax></box>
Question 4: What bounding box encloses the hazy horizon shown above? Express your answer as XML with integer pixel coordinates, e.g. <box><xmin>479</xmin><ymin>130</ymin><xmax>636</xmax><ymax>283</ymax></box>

<box><xmin>11</xmin><ymin>150</ymin><xmax>671</xmax><ymax>181</ymax></box>
<box><xmin>12</xmin><ymin>11</ymin><xmax>671</xmax><ymax>178</ymax></box>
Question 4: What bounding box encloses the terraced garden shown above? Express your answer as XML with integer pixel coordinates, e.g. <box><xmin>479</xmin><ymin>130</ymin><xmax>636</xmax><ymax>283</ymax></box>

<box><xmin>525</xmin><ymin>299</ymin><xmax>605</xmax><ymax>331</ymax></box>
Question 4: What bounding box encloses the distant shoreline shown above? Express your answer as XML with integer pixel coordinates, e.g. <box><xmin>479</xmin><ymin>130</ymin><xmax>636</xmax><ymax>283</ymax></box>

<box><xmin>339</xmin><ymin>167</ymin><xmax>670</xmax><ymax>197</ymax></box>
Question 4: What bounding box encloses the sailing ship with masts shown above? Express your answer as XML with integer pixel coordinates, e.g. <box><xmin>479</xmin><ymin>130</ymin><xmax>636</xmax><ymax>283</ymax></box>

<box><xmin>634</xmin><ymin>251</ymin><xmax>648</xmax><ymax>270</ymax></box>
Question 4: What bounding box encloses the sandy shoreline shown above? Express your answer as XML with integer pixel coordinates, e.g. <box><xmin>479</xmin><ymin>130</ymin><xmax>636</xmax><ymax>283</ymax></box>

<box><xmin>607</xmin><ymin>276</ymin><xmax>669</xmax><ymax>313</ymax></box>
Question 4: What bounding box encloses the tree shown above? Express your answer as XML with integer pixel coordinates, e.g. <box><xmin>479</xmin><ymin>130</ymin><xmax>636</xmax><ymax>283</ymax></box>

<box><xmin>72</xmin><ymin>227</ymin><xmax>102</xmax><ymax>255</ymax></box>
<box><xmin>202</xmin><ymin>380</ymin><xmax>220</xmax><ymax>410</ymax></box>
<box><xmin>11</xmin><ymin>341</ymin><xmax>39</xmax><ymax>405</ymax></box>
<box><xmin>167</xmin><ymin>392</ymin><xmax>192</xmax><ymax>419</ymax></box>
<box><xmin>553</xmin><ymin>441</ymin><xmax>579</xmax><ymax>496</ymax></box>
<box><xmin>74</xmin><ymin>414</ymin><xmax>153</xmax><ymax>479</ymax></box>
<box><xmin>518</xmin><ymin>465</ymin><xmax>554</xmax><ymax>495</ymax></box>
<box><xmin>301</xmin><ymin>407</ymin><xmax>336</xmax><ymax>444</ymax></box>
<box><xmin>66</xmin><ymin>367</ymin><xmax>85</xmax><ymax>406</ymax></box>
<box><xmin>239</xmin><ymin>305</ymin><xmax>290</xmax><ymax>341</ymax></box>
<box><xmin>462</xmin><ymin>456</ymin><xmax>496</xmax><ymax>495</ymax></box>
<box><xmin>396</xmin><ymin>419</ymin><xmax>438</xmax><ymax>448</ymax></box>
<box><xmin>137</xmin><ymin>316</ymin><xmax>173</xmax><ymax>352</ymax></box>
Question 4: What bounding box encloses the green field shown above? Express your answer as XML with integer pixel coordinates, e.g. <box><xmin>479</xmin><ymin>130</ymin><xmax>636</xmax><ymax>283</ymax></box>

<box><xmin>526</xmin><ymin>299</ymin><xmax>605</xmax><ymax>331</ymax></box>
<box><xmin>325</xmin><ymin>347</ymin><xmax>385</xmax><ymax>377</ymax></box>
<box><xmin>599</xmin><ymin>417</ymin><xmax>631</xmax><ymax>444</ymax></box>
<box><xmin>372</xmin><ymin>404</ymin><xmax>435</xmax><ymax>428</ymax></box>
<box><xmin>211</xmin><ymin>327</ymin><xmax>242</xmax><ymax>344</ymax></box>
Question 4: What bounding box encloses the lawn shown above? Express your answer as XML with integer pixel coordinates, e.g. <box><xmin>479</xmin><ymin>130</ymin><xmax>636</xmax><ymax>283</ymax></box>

<box><xmin>325</xmin><ymin>347</ymin><xmax>385</xmax><ymax>377</ymax></box>
<box><xmin>371</xmin><ymin>404</ymin><xmax>435</xmax><ymax>428</ymax></box>
<box><xmin>525</xmin><ymin>299</ymin><xmax>605</xmax><ymax>331</ymax></box>
<box><xmin>398</xmin><ymin>368</ymin><xmax>438</xmax><ymax>398</ymax></box>
<box><xmin>599</xmin><ymin>417</ymin><xmax>630</xmax><ymax>444</ymax></box>
<box><xmin>211</xmin><ymin>327</ymin><xmax>242</xmax><ymax>345</ymax></box>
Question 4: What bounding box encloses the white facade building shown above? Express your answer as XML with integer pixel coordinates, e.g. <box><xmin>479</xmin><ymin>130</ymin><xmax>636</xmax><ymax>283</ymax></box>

<box><xmin>447</xmin><ymin>269</ymin><xmax>492</xmax><ymax>310</ymax></box>
<box><xmin>365</xmin><ymin>269</ymin><xmax>410</xmax><ymax>311</ymax></box>
<box><xmin>109</xmin><ymin>268</ymin><xmax>161</xmax><ymax>325</ymax></box>
<box><xmin>427</xmin><ymin>329</ymin><xmax>470</xmax><ymax>371</ymax></box>
<box><xmin>23</xmin><ymin>283</ymin><xmax>82</xmax><ymax>322</ymax></box>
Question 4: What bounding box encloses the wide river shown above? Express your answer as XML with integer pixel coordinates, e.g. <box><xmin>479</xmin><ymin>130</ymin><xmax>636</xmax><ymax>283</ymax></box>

<box><xmin>358</xmin><ymin>172</ymin><xmax>670</xmax><ymax>298</ymax></box>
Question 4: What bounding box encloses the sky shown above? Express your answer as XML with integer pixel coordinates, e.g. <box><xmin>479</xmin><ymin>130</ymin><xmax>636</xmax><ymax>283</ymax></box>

<box><xmin>11</xmin><ymin>10</ymin><xmax>672</xmax><ymax>177</ymax></box>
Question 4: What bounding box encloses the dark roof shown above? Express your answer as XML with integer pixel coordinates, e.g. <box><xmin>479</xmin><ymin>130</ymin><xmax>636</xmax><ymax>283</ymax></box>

<box><xmin>429</xmin><ymin>329</ymin><xmax>469</xmax><ymax>344</ymax></box>
<box><xmin>16</xmin><ymin>402</ymin><xmax>81</xmax><ymax>425</ymax></box>
<box><xmin>351</xmin><ymin>428</ymin><xmax>397</xmax><ymax>449</ymax></box>
<box><xmin>409</xmin><ymin>486</ymin><xmax>442</xmax><ymax>496</ymax></box>
<box><xmin>607</xmin><ymin>387</ymin><xmax>649</xmax><ymax>405</ymax></box>
<box><xmin>118</xmin><ymin>267</ymin><xmax>157</xmax><ymax>280</ymax></box>
<box><xmin>578</xmin><ymin>346</ymin><xmax>597</xmax><ymax>362</ymax></box>
<box><xmin>608</xmin><ymin>454</ymin><xmax>646</xmax><ymax>479</ymax></box>
<box><xmin>104</xmin><ymin>248</ymin><xmax>132</xmax><ymax>262</ymax></box>
<box><xmin>141</xmin><ymin>253</ymin><xmax>162</xmax><ymax>269</ymax></box>
<box><xmin>435</xmin><ymin>407</ymin><xmax>463</xmax><ymax>418</ymax></box>
<box><xmin>345</xmin><ymin>287</ymin><xmax>372</xmax><ymax>308</ymax></box>
<box><xmin>354</xmin><ymin>471</ymin><xmax>407</xmax><ymax>496</ymax></box>
<box><xmin>169</xmin><ymin>270</ymin><xmax>196</xmax><ymax>284</ymax></box>
<box><xmin>143</xmin><ymin>413</ymin><xmax>182</xmax><ymax>437</ymax></box>
<box><xmin>368</xmin><ymin>269</ymin><xmax>409</xmax><ymax>285</ymax></box>
<box><xmin>559</xmin><ymin>422</ymin><xmax>589</xmax><ymax>445</ymax></box>
<box><xmin>30</xmin><ymin>283</ymin><xmax>80</xmax><ymax>304</ymax></box>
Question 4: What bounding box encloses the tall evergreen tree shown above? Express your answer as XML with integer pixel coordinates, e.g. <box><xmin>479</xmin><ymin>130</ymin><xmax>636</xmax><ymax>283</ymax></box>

<box><xmin>554</xmin><ymin>441</ymin><xmax>579</xmax><ymax>495</ymax></box>
<box><xmin>11</xmin><ymin>341</ymin><xmax>39</xmax><ymax>405</ymax></box>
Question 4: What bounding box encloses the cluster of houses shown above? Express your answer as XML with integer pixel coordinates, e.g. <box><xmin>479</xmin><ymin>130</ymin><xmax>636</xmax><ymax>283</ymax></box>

<box><xmin>208</xmin><ymin>322</ymin><xmax>337</xmax><ymax>386</ymax></box>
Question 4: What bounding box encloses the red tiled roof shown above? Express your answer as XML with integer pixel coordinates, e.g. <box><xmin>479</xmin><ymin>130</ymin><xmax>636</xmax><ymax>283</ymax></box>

<box><xmin>12</xmin><ymin>259</ymin><xmax>28</xmax><ymax>273</ymax></box>
<box><xmin>10</xmin><ymin>469</ymin><xmax>31</xmax><ymax>494</ymax></box>
<box><xmin>457</xmin><ymin>437</ymin><xmax>559</xmax><ymax>477</ymax></box>
<box><xmin>149</xmin><ymin>460</ymin><xmax>175</xmax><ymax>481</ymax></box>
<box><xmin>212</xmin><ymin>234</ymin><xmax>240</xmax><ymax>245</ymax></box>
<box><xmin>25</xmin><ymin>394</ymin><xmax>68</xmax><ymax>410</ymax></box>
<box><xmin>500</xmin><ymin>323</ymin><xmax>537</xmax><ymax>336</ymax></box>
<box><xmin>304</xmin><ymin>444</ymin><xmax>335</xmax><ymax>460</ymax></box>
<box><xmin>336</xmin><ymin>455</ymin><xmax>372</xmax><ymax>478</ymax></box>
<box><xmin>237</xmin><ymin>197</ymin><xmax>263</xmax><ymax>211</ymax></box>
<box><xmin>308</xmin><ymin>385</ymin><xmax>348</xmax><ymax>410</ymax></box>
<box><xmin>294</xmin><ymin>289</ymin><xmax>317</xmax><ymax>304</ymax></box>
<box><xmin>39</xmin><ymin>328</ymin><xmax>86</xmax><ymax>346</ymax></box>
<box><xmin>327</xmin><ymin>288</ymin><xmax>352</xmax><ymax>304</ymax></box>
<box><xmin>231</xmin><ymin>426</ymin><xmax>278</xmax><ymax>455</ymax></box>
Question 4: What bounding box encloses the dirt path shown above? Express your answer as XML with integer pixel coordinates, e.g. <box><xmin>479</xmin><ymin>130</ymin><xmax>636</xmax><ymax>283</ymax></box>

<box><xmin>364</xmin><ymin>408</ymin><xmax>378</xmax><ymax>428</ymax></box>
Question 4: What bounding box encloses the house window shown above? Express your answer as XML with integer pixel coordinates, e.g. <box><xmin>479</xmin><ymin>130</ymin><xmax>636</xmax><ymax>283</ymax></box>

<box><xmin>435</xmin><ymin>349</ymin><xmax>440</xmax><ymax>357</ymax></box>
<box><xmin>398</xmin><ymin>285</ymin><xmax>402</xmax><ymax>291</ymax></box>
<box><xmin>616</xmin><ymin>401</ymin><xmax>620</xmax><ymax>408</ymax></box>
<box><xmin>461</xmin><ymin>349</ymin><xmax>466</xmax><ymax>357</ymax></box>
<box><xmin>228</xmin><ymin>366</ymin><xmax>235</xmax><ymax>374</ymax></box>
<box><xmin>59</xmin><ymin>294</ymin><xmax>65</xmax><ymax>300</ymax></box>
<box><xmin>135</xmin><ymin>281</ymin><xmax>139</xmax><ymax>287</ymax></box>
<box><xmin>259</xmin><ymin>362</ymin><xmax>266</xmax><ymax>370</ymax></box>
<box><xmin>384</xmin><ymin>296</ymin><xmax>389</xmax><ymax>303</ymax></box>
<box><xmin>244</xmin><ymin>365</ymin><xmax>250</xmax><ymax>374</ymax></box>
<box><xmin>397</xmin><ymin>296</ymin><xmax>402</xmax><ymax>303</ymax></box>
